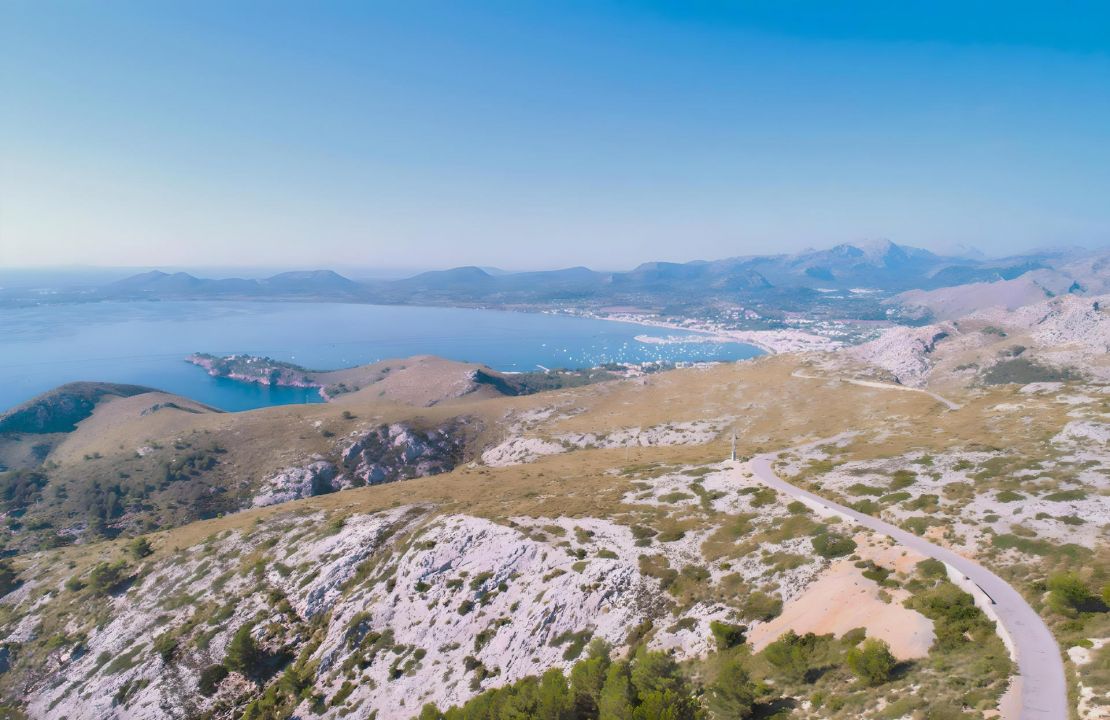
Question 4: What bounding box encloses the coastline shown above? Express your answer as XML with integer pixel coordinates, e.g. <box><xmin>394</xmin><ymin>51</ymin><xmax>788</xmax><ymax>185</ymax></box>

<box><xmin>572</xmin><ymin>310</ymin><xmax>843</xmax><ymax>354</ymax></box>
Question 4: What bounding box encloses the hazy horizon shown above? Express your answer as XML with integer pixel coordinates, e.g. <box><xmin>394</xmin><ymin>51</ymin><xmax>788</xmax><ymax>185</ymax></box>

<box><xmin>3</xmin><ymin>236</ymin><xmax>1109</xmax><ymax>284</ymax></box>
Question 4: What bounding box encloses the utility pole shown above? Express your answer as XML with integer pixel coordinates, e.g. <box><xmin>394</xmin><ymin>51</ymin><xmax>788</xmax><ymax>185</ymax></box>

<box><xmin>730</xmin><ymin>431</ymin><xmax>736</xmax><ymax>462</ymax></box>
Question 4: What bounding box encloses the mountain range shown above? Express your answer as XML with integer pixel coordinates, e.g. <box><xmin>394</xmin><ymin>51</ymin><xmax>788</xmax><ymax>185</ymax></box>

<box><xmin>6</xmin><ymin>241</ymin><xmax>1107</xmax><ymax>315</ymax></box>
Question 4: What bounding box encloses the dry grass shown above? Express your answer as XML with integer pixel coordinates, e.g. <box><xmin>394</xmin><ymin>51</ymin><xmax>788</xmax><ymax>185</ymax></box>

<box><xmin>25</xmin><ymin>352</ymin><xmax>1087</xmax><ymax>565</ymax></box>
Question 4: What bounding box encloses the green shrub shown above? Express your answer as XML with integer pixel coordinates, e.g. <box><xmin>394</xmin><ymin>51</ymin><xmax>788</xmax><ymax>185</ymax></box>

<box><xmin>1043</xmin><ymin>489</ymin><xmax>1086</xmax><ymax>502</ymax></box>
<box><xmin>680</xmin><ymin>565</ymin><xmax>709</xmax><ymax>583</ymax></box>
<box><xmin>812</xmin><ymin>533</ymin><xmax>856</xmax><ymax>558</ymax></box>
<box><xmin>709</xmin><ymin>620</ymin><xmax>746</xmax><ymax>650</ymax></box>
<box><xmin>550</xmin><ymin>629</ymin><xmax>593</xmax><ymax>661</ymax></box>
<box><xmin>0</xmin><ymin>560</ymin><xmax>19</xmax><ymax>597</ymax></box>
<box><xmin>889</xmin><ymin>470</ymin><xmax>916</xmax><ymax>490</ymax></box>
<box><xmin>87</xmin><ymin>561</ymin><xmax>130</xmax><ymax>595</ymax></box>
<box><xmin>224</xmin><ymin>625</ymin><xmax>264</xmax><ymax>676</ymax></box>
<box><xmin>903</xmin><ymin>515</ymin><xmax>940</xmax><ymax>535</ymax></box>
<box><xmin>846</xmin><ymin>638</ymin><xmax>895</xmax><ymax>685</ymax></box>
<box><xmin>739</xmin><ymin>591</ymin><xmax>782</xmax><ymax>622</ymax></box>
<box><xmin>705</xmin><ymin>655</ymin><xmax>756</xmax><ymax>719</ymax></box>
<box><xmin>907</xmin><ymin>582</ymin><xmax>995</xmax><ymax>651</ymax></box>
<box><xmin>419</xmin><ymin>643</ymin><xmax>703</xmax><ymax>720</ymax></box>
<box><xmin>658</xmin><ymin>491</ymin><xmax>692</xmax><ymax>503</ymax></box>
<box><xmin>992</xmin><ymin>533</ymin><xmax>1088</xmax><ymax>560</ymax></box>
<box><xmin>982</xmin><ymin>358</ymin><xmax>1078</xmax><ymax>385</ymax></box>
<box><xmin>916</xmin><ymin>558</ymin><xmax>947</xmax><ymax>578</ymax></box>
<box><xmin>761</xmin><ymin>630</ymin><xmax>822</xmax><ymax>682</ymax></box>
<box><xmin>905</xmin><ymin>494</ymin><xmax>940</xmax><ymax>512</ymax></box>
<box><xmin>749</xmin><ymin>488</ymin><xmax>777</xmax><ymax>507</ymax></box>
<box><xmin>198</xmin><ymin>664</ymin><xmax>229</xmax><ymax>696</ymax></box>
<box><xmin>1046</xmin><ymin>572</ymin><xmax>1100</xmax><ymax>616</ymax></box>
<box><xmin>153</xmin><ymin>632</ymin><xmax>178</xmax><ymax>663</ymax></box>
<box><xmin>128</xmin><ymin>537</ymin><xmax>154</xmax><ymax>559</ymax></box>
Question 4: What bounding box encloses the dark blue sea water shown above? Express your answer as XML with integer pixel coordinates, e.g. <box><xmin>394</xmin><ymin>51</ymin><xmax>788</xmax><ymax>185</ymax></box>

<box><xmin>0</xmin><ymin>301</ymin><xmax>762</xmax><ymax>412</ymax></box>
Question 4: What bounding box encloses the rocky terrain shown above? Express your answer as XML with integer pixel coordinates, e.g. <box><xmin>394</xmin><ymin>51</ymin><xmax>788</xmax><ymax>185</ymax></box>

<box><xmin>0</xmin><ymin>277</ymin><xmax>1108</xmax><ymax>718</ymax></box>
<box><xmin>847</xmin><ymin>292</ymin><xmax>1109</xmax><ymax>388</ymax></box>
<box><xmin>3</xmin><ymin>453</ymin><xmax>1005</xmax><ymax>720</ymax></box>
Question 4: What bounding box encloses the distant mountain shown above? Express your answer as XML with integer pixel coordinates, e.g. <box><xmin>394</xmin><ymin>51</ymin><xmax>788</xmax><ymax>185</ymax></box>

<box><xmin>892</xmin><ymin>249</ymin><xmax>1110</xmax><ymax>319</ymax></box>
<box><xmin>72</xmin><ymin>241</ymin><xmax>1107</xmax><ymax>313</ymax></box>
<box><xmin>104</xmin><ymin>269</ymin><xmax>362</xmax><ymax>299</ymax></box>
<box><xmin>260</xmin><ymin>269</ymin><xmax>362</xmax><ymax>294</ymax></box>
<box><xmin>893</xmin><ymin>270</ymin><xmax>1077</xmax><ymax>321</ymax></box>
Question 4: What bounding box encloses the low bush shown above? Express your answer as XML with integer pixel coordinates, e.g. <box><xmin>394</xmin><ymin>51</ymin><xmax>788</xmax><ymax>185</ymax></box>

<box><xmin>198</xmin><ymin>664</ymin><xmax>229</xmax><ymax>696</ymax></box>
<box><xmin>846</xmin><ymin>638</ymin><xmax>895</xmax><ymax>685</ymax></box>
<box><xmin>709</xmin><ymin>620</ymin><xmax>746</xmax><ymax>650</ymax></box>
<box><xmin>812</xmin><ymin>533</ymin><xmax>856</xmax><ymax>558</ymax></box>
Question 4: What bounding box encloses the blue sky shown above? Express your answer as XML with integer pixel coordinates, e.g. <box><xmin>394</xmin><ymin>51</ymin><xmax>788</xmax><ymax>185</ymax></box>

<box><xmin>2</xmin><ymin>1</ymin><xmax>1109</xmax><ymax>270</ymax></box>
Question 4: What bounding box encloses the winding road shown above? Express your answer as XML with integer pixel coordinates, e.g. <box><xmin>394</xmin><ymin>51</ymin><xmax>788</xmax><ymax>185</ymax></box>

<box><xmin>742</xmin><ymin>454</ymin><xmax>1067</xmax><ymax>720</ymax></box>
<box><xmin>790</xmin><ymin>370</ymin><xmax>963</xmax><ymax>410</ymax></box>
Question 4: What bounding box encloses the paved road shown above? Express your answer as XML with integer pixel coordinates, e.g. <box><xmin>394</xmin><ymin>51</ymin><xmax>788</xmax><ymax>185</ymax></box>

<box><xmin>744</xmin><ymin>454</ymin><xmax>1067</xmax><ymax>720</ymax></box>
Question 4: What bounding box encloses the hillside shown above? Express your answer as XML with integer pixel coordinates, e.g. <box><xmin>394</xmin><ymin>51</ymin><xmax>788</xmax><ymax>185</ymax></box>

<box><xmin>890</xmin><ymin>269</ymin><xmax>1078</xmax><ymax>321</ymax></box>
<box><xmin>0</xmin><ymin>341</ymin><xmax>1105</xmax><ymax>717</ymax></box>
<box><xmin>847</xmin><ymin>293</ymin><xmax>1110</xmax><ymax>389</ymax></box>
<box><xmin>0</xmin><ymin>382</ymin><xmax>183</xmax><ymax>473</ymax></box>
<box><xmin>0</xmin><ymin>302</ymin><xmax>1106</xmax><ymax>718</ymax></box>
<box><xmin>0</xmin><ymin>381</ymin><xmax>161</xmax><ymax>435</ymax></box>
<box><xmin>188</xmin><ymin>353</ymin><xmax>623</xmax><ymax>406</ymax></box>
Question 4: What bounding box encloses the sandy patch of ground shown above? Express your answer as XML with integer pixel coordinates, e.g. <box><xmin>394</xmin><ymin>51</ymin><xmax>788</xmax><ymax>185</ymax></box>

<box><xmin>748</xmin><ymin>536</ymin><xmax>935</xmax><ymax>660</ymax></box>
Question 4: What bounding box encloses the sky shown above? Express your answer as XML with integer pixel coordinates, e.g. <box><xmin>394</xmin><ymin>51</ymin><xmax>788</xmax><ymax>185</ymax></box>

<box><xmin>2</xmin><ymin>1</ymin><xmax>1110</xmax><ymax>271</ymax></box>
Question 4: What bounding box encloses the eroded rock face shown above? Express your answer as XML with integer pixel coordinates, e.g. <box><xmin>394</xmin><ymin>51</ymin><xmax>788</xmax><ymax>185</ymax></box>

<box><xmin>252</xmin><ymin>458</ymin><xmax>343</xmax><ymax>507</ymax></box>
<box><xmin>849</xmin><ymin>323</ymin><xmax>955</xmax><ymax>387</ymax></box>
<box><xmin>341</xmin><ymin>422</ymin><xmax>464</xmax><ymax>485</ymax></box>
<box><xmin>248</xmin><ymin>422</ymin><xmax>471</xmax><ymax>510</ymax></box>
<box><xmin>21</xmin><ymin>508</ymin><xmax>420</xmax><ymax>720</ymax></box>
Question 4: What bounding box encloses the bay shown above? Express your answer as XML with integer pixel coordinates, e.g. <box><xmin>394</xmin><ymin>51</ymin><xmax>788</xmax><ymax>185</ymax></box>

<box><xmin>0</xmin><ymin>301</ymin><xmax>762</xmax><ymax>412</ymax></box>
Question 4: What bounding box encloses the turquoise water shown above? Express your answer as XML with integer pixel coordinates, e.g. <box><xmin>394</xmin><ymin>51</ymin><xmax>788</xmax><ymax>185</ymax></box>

<box><xmin>0</xmin><ymin>301</ymin><xmax>762</xmax><ymax>412</ymax></box>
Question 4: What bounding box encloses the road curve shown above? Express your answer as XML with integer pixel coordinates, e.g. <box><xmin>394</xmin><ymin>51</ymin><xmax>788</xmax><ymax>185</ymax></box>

<box><xmin>790</xmin><ymin>370</ymin><xmax>963</xmax><ymax>411</ymax></box>
<box><xmin>744</xmin><ymin>454</ymin><xmax>1067</xmax><ymax>720</ymax></box>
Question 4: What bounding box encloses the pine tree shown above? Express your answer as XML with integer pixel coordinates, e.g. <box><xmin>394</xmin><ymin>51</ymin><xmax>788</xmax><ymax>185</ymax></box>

<box><xmin>629</xmin><ymin>651</ymin><xmax>699</xmax><ymax>720</ymax></box>
<box><xmin>846</xmin><ymin>638</ymin><xmax>896</xmax><ymax>686</ymax></box>
<box><xmin>417</xmin><ymin>705</ymin><xmax>444</xmax><ymax>720</ymax></box>
<box><xmin>500</xmin><ymin>677</ymin><xmax>541</xmax><ymax>720</ymax></box>
<box><xmin>570</xmin><ymin>639</ymin><xmax>612</xmax><ymax>718</ymax></box>
<box><xmin>705</xmin><ymin>656</ymin><xmax>755</xmax><ymax>719</ymax></box>
<box><xmin>225</xmin><ymin>624</ymin><xmax>263</xmax><ymax>676</ymax></box>
<box><xmin>536</xmin><ymin>667</ymin><xmax>572</xmax><ymax>720</ymax></box>
<box><xmin>761</xmin><ymin>630</ymin><xmax>815</xmax><ymax>681</ymax></box>
<box><xmin>598</xmin><ymin>661</ymin><xmax>635</xmax><ymax>720</ymax></box>
<box><xmin>630</xmin><ymin>650</ymin><xmax>683</xmax><ymax>697</ymax></box>
<box><xmin>632</xmin><ymin>690</ymin><xmax>686</xmax><ymax>720</ymax></box>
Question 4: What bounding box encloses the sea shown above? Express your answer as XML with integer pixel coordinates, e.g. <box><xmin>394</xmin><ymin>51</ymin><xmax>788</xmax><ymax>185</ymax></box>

<box><xmin>0</xmin><ymin>301</ymin><xmax>762</xmax><ymax>412</ymax></box>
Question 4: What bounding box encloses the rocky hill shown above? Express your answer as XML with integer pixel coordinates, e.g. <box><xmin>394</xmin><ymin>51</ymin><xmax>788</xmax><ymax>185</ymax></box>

<box><xmin>0</xmin><ymin>382</ymin><xmax>162</xmax><ymax>435</ymax></box>
<box><xmin>2</xmin><ymin>452</ymin><xmax>1003</xmax><ymax>720</ymax></box>
<box><xmin>187</xmin><ymin>354</ymin><xmax>620</xmax><ymax>406</ymax></box>
<box><xmin>848</xmin><ymin>293</ymin><xmax>1110</xmax><ymax>388</ymax></box>
<box><xmin>0</xmin><ymin>348</ymin><xmax>1106</xmax><ymax>718</ymax></box>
